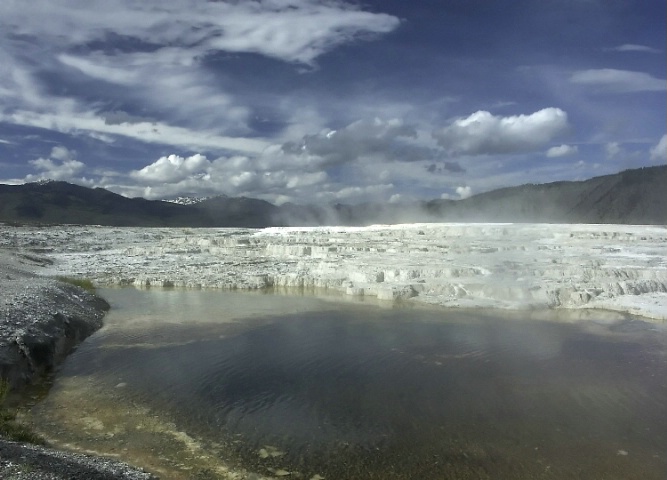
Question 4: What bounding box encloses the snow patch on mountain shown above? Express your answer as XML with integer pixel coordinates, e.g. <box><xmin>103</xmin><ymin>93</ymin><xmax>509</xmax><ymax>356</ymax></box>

<box><xmin>165</xmin><ymin>196</ymin><xmax>210</xmax><ymax>206</ymax></box>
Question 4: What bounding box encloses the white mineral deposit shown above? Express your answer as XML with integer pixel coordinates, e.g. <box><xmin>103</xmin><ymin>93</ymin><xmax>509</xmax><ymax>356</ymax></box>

<box><xmin>2</xmin><ymin>223</ymin><xmax>666</xmax><ymax>320</ymax></box>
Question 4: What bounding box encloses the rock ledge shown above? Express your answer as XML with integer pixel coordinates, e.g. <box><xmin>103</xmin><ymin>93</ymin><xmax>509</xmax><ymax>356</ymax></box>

<box><xmin>0</xmin><ymin>251</ymin><xmax>156</xmax><ymax>479</ymax></box>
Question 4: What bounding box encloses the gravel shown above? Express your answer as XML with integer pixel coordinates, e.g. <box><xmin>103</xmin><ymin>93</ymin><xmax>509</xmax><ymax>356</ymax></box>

<box><xmin>0</xmin><ymin>438</ymin><xmax>155</xmax><ymax>480</ymax></box>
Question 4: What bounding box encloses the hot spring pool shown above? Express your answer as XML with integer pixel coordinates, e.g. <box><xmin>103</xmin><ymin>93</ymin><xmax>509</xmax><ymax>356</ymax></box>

<box><xmin>25</xmin><ymin>288</ymin><xmax>667</xmax><ymax>479</ymax></box>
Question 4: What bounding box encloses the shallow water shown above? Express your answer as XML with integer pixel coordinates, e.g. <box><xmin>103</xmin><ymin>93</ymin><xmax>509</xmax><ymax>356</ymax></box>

<box><xmin>27</xmin><ymin>288</ymin><xmax>667</xmax><ymax>479</ymax></box>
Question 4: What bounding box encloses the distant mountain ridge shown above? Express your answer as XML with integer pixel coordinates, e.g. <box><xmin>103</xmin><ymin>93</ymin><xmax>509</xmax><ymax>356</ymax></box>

<box><xmin>0</xmin><ymin>165</ymin><xmax>665</xmax><ymax>227</ymax></box>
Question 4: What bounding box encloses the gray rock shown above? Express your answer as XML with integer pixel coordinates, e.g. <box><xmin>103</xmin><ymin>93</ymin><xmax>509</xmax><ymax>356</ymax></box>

<box><xmin>0</xmin><ymin>250</ymin><xmax>156</xmax><ymax>479</ymax></box>
<box><xmin>0</xmin><ymin>438</ymin><xmax>155</xmax><ymax>479</ymax></box>
<box><xmin>0</xmin><ymin>252</ymin><xmax>108</xmax><ymax>390</ymax></box>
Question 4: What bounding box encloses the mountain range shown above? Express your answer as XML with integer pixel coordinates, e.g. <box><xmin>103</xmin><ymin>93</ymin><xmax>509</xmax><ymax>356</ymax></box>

<box><xmin>0</xmin><ymin>165</ymin><xmax>665</xmax><ymax>227</ymax></box>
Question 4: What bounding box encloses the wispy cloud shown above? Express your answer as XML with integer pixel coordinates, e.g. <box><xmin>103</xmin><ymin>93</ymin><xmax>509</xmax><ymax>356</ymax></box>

<box><xmin>1</xmin><ymin>109</ymin><xmax>270</xmax><ymax>153</ymax></box>
<box><xmin>605</xmin><ymin>142</ymin><xmax>621</xmax><ymax>158</ymax></box>
<box><xmin>609</xmin><ymin>44</ymin><xmax>661</xmax><ymax>54</ymax></box>
<box><xmin>1</xmin><ymin>1</ymin><xmax>663</xmax><ymax>204</ymax></box>
<box><xmin>0</xmin><ymin>0</ymin><xmax>400</xmax><ymax>65</ymax></box>
<box><xmin>0</xmin><ymin>0</ymin><xmax>400</xmax><ymax>155</ymax></box>
<box><xmin>570</xmin><ymin>69</ymin><xmax>666</xmax><ymax>93</ymax></box>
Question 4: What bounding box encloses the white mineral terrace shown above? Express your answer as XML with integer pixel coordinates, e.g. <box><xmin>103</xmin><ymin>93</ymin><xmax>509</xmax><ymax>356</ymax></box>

<box><xmin>2</xmin><ymin>223</ymin><xmax>666</xmax><ymax>320</ymax></box>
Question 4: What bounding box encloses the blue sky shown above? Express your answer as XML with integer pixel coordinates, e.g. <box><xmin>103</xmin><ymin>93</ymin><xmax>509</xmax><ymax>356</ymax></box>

<box><xmin>1</xmin><ymin>0</ymin><xmax>665</xmax><ymax>204</ymax></box>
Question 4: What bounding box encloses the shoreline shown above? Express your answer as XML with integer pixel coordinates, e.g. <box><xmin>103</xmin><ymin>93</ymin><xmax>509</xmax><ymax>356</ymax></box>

<box><xmin>0</xmin><ymin>252</ymin><xmax>108</xmax><ymax>391</ymax></box>
<box><xmin>4</xmin><ymin>223</ymin><xmax>664</xmax><ymax>321</ymax></box>
<box><xmin>0</xmin><ymin>221</ymin><xmax>665</xmax><ymax>478</ymax></box>
<box><xmin>0</xmin><ymin>250</ymin><xmax>156</xmax><ymax>479</ymax></box>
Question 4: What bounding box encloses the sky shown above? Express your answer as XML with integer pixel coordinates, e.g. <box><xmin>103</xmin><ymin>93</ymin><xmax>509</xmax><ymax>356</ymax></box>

<box><xmin>0</xmin><ymin>0</ymin><xmax>665</xmax><ymax>205</ymax></box>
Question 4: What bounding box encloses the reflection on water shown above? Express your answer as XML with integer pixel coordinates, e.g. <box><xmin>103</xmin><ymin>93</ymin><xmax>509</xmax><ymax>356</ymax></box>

<box><xmin>27</xmin><ymin>288</ymin><xmax>667</xmax><ymax>479</ymax></box>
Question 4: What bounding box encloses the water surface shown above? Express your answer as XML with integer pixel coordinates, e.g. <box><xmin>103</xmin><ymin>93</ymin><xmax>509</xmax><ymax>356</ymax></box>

<box><xmin>27</xmin><ymin>288</ymin><xmax>667</xmax><ymax>479</ymax></box>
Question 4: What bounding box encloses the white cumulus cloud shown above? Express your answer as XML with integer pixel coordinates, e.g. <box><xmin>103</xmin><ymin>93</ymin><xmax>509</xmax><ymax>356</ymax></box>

<box><xmin>570</xmin><ymin>69</ymin><xmax>666</xmax><ymax>92</ymax></box>
<box><xmin>26</xmin><ymin>156</ymin><xmax>85</xmax><ymax>182</ymax></box>
<box><xmin>120</xmin><ymin>151</ymin><xmax>334</xmax><ymax>202</ymax></box>
<box><xmin>456</xmin><ymin>186</ymin><xmax>472</xmax><ymax>199</ymax></box>
<box><xmin>433</xmin><ymin>108</ymin><xmax>568</xmax><ymax>156</ymax></box>
<box><xmin>11</xmin><ymin>144</ymin><xmax>95</xmax><ymax>186</ymax></box>
<box><xmin>131</xmin><ymin>154</ymin><xmax>211</xmax><ymax>183</ymax></box>
<box><xmin>650</xmin><ymin>134</ymin><xmax>667</xmax><ymax>160</ymax></box>
<box><xmin>49</xmin><ymin>145</ymin><xmax>74</xmax><ymax>161</ymax></box>
<box><xmin>546</xmin><ymin>144</ymin><xmax>578</xmax><ymax>158</ymax></box>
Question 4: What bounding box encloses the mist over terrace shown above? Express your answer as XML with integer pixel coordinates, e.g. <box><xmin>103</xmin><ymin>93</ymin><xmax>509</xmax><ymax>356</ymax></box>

<box><xmin>4</xmin><ymin>222</ymin><xmax>664</xmax><ymax>321</ymax></box>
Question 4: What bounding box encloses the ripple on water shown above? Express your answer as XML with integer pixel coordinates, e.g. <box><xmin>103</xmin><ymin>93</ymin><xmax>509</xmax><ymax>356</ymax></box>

<box><xmin>26</xmin><ymin>288</ymin><xmax>667</xmax><ymax>480</ymax></box>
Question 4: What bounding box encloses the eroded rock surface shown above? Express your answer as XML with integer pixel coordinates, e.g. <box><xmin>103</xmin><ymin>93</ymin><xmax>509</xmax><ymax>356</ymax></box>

<box><xmin>2</xmin><ymin>223</ymin><xmax>665</xmax><ymax>320</ymax></box>
<box><xmin>0</xmin><ymin>250</ymin><xmax>157</xmax><ymax>479</ymax></box>
<box><xmin>0</xmin><ymin>252</ymin><xmax>109</xmax><ymax>390</ymax></box>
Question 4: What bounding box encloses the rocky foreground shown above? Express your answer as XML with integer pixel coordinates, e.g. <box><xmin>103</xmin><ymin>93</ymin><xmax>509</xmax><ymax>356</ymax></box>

<box><xmin>2</xmin><ymin>222</ymin><xmax>666</xmax><ymax>320</ymax></box>
<box><xmin>0</xmin><ymin>251</ymin><xmax>156</xmax><ymax>479</ymax></box>
<box><xmin>0</xmin><ymin>252</ymin><xmax>108</xmax><ymax>390</ymax></box>
<box><xmin>0</xmin><ymin>221</ymin><xmax>665</xmax><ymax>478</ymax></box>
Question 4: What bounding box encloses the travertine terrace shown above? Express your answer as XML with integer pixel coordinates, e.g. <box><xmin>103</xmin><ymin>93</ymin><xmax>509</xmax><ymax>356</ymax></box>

<box><xmin>2</xmin><ymin>223</ymin><xmax>666</xmax><ymax>320</ymax></box>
